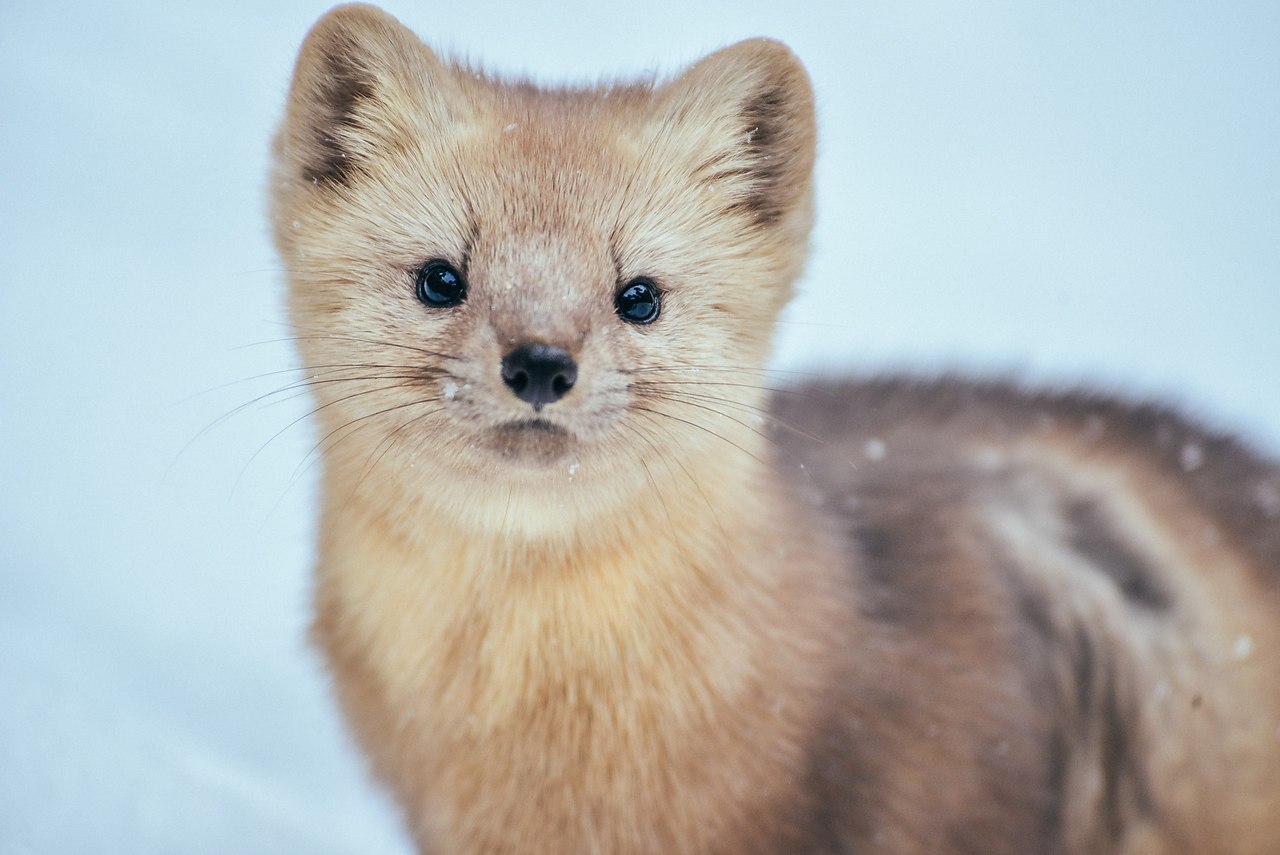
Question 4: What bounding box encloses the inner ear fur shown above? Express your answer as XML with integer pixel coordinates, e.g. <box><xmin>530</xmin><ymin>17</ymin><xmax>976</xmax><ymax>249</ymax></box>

<box><xmin>654</xmin><ymin>39</ymin><xmax>817</xmax><ymax>228</ymax></box>
<box><xmin>278</xmin><ymin>3</ymin><xmax>454</xmax><ymax>188</ymax></box>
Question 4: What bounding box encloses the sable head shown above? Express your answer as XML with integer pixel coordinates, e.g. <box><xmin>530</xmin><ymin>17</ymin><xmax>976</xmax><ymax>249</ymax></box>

<box><xmin>271</xmin><ymin>4</ymin><xmax>816</xmax><ymax>517</ymax></box>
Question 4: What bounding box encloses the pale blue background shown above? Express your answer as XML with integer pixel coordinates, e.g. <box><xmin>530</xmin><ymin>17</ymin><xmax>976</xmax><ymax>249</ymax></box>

<box><xmin>2</xmin><ymin>1</ymin><xmax>1277</xmax><ymax>851</ymax></box>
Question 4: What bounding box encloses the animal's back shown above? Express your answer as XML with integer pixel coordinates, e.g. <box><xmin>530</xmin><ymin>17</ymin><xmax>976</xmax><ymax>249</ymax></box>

<box><xmin>771</xmin><ymin>376</ymin><xmax>1280</xmax><ymax>852</ymax></box>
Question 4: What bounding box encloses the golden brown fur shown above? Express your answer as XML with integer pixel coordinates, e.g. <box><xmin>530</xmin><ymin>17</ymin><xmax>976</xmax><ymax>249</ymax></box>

<box><xmin>270</xmin><ymin>6</ymin><xmax>1280</xmax><ymax>852</ymax></box>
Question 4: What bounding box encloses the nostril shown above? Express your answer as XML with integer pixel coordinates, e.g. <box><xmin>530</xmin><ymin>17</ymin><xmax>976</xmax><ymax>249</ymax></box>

<box><xmin>505</xmin><ymin>367</ymin><xmax>529</xmax><ymax>395</ymax></box>
<box><xmin>501</xmin><ymin>343</ymin><xmax>578</xmax><ymax>410</ymax></box>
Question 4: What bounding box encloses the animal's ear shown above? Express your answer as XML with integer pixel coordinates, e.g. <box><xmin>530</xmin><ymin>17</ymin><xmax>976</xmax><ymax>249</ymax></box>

<box><xmin>652</xmin><ymin>39</ymin><xmax>816</xmax><ymax>229</ymax></box>
<box><xmin>276</xmin><ymin>3</ymin><xmax>455</xmax><ymax>188</ymax></box>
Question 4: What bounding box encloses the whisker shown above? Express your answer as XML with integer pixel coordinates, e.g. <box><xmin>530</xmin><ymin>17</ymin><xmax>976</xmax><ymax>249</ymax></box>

<box><xmin>628</xmin><ymin>381</ymin><xmax>776</xmax><ymax>413</ymax></box>
<box><xmin>620</xmin><ymin>364</ymin><xmax>822</xmax><ymax>379</ymax></box>
<box><xmin>630</xmin><ymin>404</ymin><xmax>769</xmax><ymax>468</ymax></box>
<box><xmin>637</xmin><ymin>454</ymin><xmax>681</xmax><ymax>549</ymax></box>
<box><xmin>286</xmin><ymin>395</ymin><xmax>444</xmax><ymax>495</ymax></box>
<box><xmin>179</xmin><ymin>368</ymin><xmax>432</xmax><ymax>466</ymax></box>
<box><xmin>347</xmin><ymin>406</ymin><xmax>445</xmax><ymax>501</ymax></box>
<box><xmin>635</xmin><ymin>390</ymin><xmax>778</xmax><ymax>450</ymax></box>
<box><xmin>622</xmin><ymin>420</ymin><xmax>732</xmax><ymax>555</ymax></box>
<box><xmin>636</xmin><ymin>386</ymin><xmax>828</xmax><ymax>447</ymax></box>
<box><xmin>308</xmin><ymin>394</ymin><xmax>441</xmax><ymax>463</ymax></box>
<box><xmin>243</xmin><ymin>327</ymin><xmax>459</xmax><ymax>362</ymax></box>
<box><xmin>626</xmin><ymin>377</ymin><xmax>812</xmax><ymax>397</ymax></box>
<box><xmin>239</xmin><ymin>383</ymin><xmax>427</xmax><ymax>490</ymax></box>
<box><xmin>629</xmin><ymin>375</ymin><xmax>843</xmax><ymax>410</ymax></box>
<box><xmin>633</xmin><ymin>386</ymin><xmax>771</xmax><ymax>424</ymax></box>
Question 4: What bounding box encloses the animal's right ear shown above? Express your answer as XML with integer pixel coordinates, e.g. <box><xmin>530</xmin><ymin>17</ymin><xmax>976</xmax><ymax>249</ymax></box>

<box><xmin>650</xmin><ymin>39</ymin><xmax>816</xmax><ymax>231</ymax></box>
<box><xmin>276</xmin><ymin>4</ymin><xmax>455</xmax><ymax>189</ymax></box>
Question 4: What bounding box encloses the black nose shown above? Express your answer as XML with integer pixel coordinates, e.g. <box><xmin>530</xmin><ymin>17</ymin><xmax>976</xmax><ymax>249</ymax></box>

<box><xmin>501</xmin><ymin>343</ymin><xmax>578</xmax><ymax>411</ymax></box>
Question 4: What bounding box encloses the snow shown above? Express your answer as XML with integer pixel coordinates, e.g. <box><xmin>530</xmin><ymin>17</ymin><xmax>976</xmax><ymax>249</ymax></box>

<box><xmin>2</xmin><ymin>1</ymin><xmax>1278</xmax><ymax>852</ymax></box>
<box><xmin>1180</xmin><ymin>441</ymin><xmax>1205</xmax><ymax>472</ymax></box>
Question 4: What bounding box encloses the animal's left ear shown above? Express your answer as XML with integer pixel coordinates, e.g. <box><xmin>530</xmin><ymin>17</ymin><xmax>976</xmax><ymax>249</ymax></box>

<box><xmin>652</xmin><ymin>39</ymin><xmax>816</xmax><ymax>229</ymax></box>
<box><xmin>275</xmin><ymin>4</ymin><xmax>459</xmax><ymax>190</ymax></box>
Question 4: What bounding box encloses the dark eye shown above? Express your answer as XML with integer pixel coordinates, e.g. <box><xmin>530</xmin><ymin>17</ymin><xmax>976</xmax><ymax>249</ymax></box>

<box><xmin>615</xmin><ymin>277</ymin><xmax>661</xmax><ymax>325</ymax></box>
<box><xmin>415</xmin><ymin>260</ymin><xmax>467</xmax><ymax>308</ymax></box>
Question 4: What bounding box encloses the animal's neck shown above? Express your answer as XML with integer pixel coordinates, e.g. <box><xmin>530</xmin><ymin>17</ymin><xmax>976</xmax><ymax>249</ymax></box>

<box><xmin>317</xmin><ymin>430</ymin><xmax>836</xmax><ymax>700</ymax></box>
<box><xmin>316</xmin><ymin>433</ymin><xmax>855</xmax><ymax>852</ymax></box>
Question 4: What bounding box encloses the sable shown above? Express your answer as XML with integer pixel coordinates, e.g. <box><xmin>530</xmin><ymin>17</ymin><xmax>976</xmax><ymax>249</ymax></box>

<box><xmin>271</xmin><ymin>6</ymin><xmax>1280</xmax><ymax>853</ymax></box>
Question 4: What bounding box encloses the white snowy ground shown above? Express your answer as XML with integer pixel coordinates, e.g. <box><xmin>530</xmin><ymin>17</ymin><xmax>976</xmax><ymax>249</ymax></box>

<box><xmin>1</xmin><ymin>1</ymin><xmax>1277</xmax><ymax>851</ymax></box>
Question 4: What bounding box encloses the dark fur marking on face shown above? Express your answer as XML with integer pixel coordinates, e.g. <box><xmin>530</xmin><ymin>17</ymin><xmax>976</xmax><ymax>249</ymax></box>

<box><xmin>304</xmin><ymin>46</ymin><xmax>377</xmax><ymax>186</ymax></box>
<box><xmin>1065</xmin><ymin>500</ymin><xmax>1171</xmax><ymax>611</ymax></box>
<box><xmin>461</xmin><ymin>211</ymin><xmax>479</xmax><ymax>273</ymax></box>
<box><xmin>731</xmin><ymin>87</ymin><xmax>794</xmax><ymax>227</ymax></box>
<box><xmin>696</xmin><ymin>86</ymin><xmax>798</xmax><ymax>228</ymax></box>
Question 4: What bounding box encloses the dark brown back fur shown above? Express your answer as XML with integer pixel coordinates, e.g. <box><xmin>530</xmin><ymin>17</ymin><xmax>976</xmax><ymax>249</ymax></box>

<box><xmin>769</xmin><ymin>376</ymin><xmax>1280</xmax><ymax>852</ymax></box>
